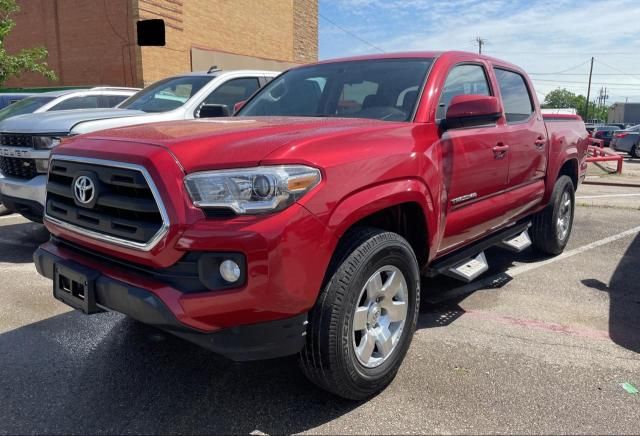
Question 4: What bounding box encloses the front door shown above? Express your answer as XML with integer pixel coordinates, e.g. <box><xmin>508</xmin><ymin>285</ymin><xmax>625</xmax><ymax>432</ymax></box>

<box><xmin>435</xmin><ymin>63</ymin><xmax>510</xmax><ymax>251</ymax></box>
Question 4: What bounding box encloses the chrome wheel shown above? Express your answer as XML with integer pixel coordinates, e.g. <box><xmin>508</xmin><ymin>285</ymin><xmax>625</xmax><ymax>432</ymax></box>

<box><xmin>352</xmin><ymin>265</ymin><xmax>408</xmax><ymax>368</ymax></box>
<box><xmin>634</xmin><ymin>145</ymin><xmax>640</xmax><ymax>158</ymax></box>
<box><xmin>556</xmin><ymin>191</ymin><xmax>572</xmax><ymax>241</ymax></box>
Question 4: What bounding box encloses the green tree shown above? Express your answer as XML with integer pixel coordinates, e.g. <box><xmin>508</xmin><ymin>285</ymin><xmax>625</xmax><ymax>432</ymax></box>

<box><xmin>542</xmin><ymin>87</ymin><xmax>609</xmax><ymax>122</ymax></box>
<box><xmin>0</xmin><ymin>0</ymin><xmax>56</xmax><ymax>86</ymax></box>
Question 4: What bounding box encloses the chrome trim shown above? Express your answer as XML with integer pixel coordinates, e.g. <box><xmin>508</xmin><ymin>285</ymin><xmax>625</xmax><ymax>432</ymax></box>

<box><xmin>451</xmin><ymin>192</ymin><xmax>478</xmax><ymax>205</ymax></box>
<box><xmin>44</xmin><ymin>155</ymin><xmax>170</xmax><ymax>252</ymax></box>
<box><xmin>0</xmin><ymin>146</ymin><xmax>51</xmax><ymax>160</ymax></box>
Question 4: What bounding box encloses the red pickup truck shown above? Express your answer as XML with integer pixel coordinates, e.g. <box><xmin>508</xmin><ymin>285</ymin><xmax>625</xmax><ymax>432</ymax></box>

<box><xmin>34</xmin><ymin>51</ymin><xmax>588</xmax><ymax>399</ymax></box>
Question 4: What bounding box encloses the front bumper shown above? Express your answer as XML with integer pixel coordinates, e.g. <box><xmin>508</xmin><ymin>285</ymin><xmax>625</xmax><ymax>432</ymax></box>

<box><xmin>0</xmin><ymin>174</ymin><xmax>47</xmax><ymax>219</ymax></box>
<box><xmin>34</xmin><ymin>245</ymin><xmax>308</xmax><ymax>361</ymax></box>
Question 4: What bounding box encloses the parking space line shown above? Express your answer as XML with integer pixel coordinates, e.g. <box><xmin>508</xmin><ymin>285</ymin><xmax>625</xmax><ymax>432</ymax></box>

<box><xmin>426</xmin><ymin>224</ymin><xmax>640</xmax><ymax>304</ymax></box>
<box><xmin>576</xmin><ymin>193</ymin><xmax>640</xmax><ymax>199</ymax></box>
<box><xmin>508</xmin><ymin>225</ymin><xmax>640</xmax><ymax>277</ymax></box>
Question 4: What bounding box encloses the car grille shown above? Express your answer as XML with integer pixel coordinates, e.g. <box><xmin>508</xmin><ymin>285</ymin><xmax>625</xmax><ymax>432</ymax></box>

<box><xmin>45</xmin><ymin>159</ymin><xmax>165</xmax><ymax>246</ymax></box>
<box><xmin>0</xmin><ymin>134</ymin><xmax>33</xmax><ymax>147</ymax></box>
<box><xmin>0</xmin><ymin>156</ymin><xmax>38</xmax><ymax>179</ymax></box>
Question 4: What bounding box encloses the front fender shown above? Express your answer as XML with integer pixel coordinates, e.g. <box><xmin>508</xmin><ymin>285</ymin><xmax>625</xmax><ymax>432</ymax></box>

<box><xmin>326</xmin><ymin>178</ymin><xmax>437</xmax><ymax>256</ymax></box>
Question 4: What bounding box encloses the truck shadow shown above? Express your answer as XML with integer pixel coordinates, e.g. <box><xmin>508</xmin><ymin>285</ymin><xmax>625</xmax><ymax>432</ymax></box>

<box><xmin>0</xmin><ymin>311</ymin><xmax>359</xmax><ymax>434</ymax></box>
<box><xmin>0</xmin><ymin>222</ymin><xmax>49</xmax><ymax>263</ymax></box>
<box><xmin>581</xmin><ymin>233</ymin><xmax>640</xmax><ymax>353</ymax></box>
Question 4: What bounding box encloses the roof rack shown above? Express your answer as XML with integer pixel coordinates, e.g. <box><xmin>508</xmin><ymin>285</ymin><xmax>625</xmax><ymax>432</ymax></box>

<box><xmin>89</xmin><ymin>86</ymin><xmax>141</xmax><ymax>91</ymax></box>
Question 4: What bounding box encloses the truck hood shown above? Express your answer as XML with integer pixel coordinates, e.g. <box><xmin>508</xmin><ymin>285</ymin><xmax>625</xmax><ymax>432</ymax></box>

<box><xmin>0</xmin><ymin>108</ymin><xmax>146</xmax><ymax>134</ymax></box>
<box><xmin>61</xmin><ymin>117</ymin><xmax>404</xmax><ymax>172</ymax></box>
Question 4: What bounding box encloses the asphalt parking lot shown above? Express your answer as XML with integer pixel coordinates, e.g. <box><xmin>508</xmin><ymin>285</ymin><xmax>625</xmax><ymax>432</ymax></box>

<box><xmin>1</xmin><ymin>168</ymin><xmax>639</xmax><ymax>434</ymax></box>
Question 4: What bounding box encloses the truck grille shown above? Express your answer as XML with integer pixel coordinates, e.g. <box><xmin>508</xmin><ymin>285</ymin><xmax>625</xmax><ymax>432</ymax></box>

<box><xmin>45</xmin><ymin>158</ymin><xmax>166</xmax><ymax>247</ymax></box>
<box><xmin>0</xmin><ymin>156</ymin><xmax>38</xmax><ymax>179</ymax></box>
<box><xmin>0</xmin><ymin>134</ymin><xmax>33</xmax><ymax>147</ymax></box>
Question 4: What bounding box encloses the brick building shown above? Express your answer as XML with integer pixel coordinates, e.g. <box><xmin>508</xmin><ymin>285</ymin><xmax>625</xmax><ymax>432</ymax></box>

<box><xmin>4</xmin><ymin>0</ymin><xmax>318</xmax><ymax>88</ymax></box>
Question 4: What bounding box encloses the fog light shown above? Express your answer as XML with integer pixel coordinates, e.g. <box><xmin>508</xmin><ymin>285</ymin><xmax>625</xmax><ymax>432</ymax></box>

<box><xmin>219</xmin><ymin>259</ymin><xmax>241</xmax><ymax>283</ymax></box>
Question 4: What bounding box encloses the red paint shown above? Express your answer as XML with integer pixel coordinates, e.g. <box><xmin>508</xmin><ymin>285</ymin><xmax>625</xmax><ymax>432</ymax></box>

<box><xmin>465</xmin><ymin>310</ymin><xmax>611</xmax><ymax>341</ymax></box>
<box><xmin>41</xmin><ymin>51</ymin><xmax>588</xmax><ymax>332</ymax></box>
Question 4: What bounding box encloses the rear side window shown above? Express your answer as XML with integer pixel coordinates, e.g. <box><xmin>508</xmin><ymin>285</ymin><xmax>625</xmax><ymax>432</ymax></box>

<box><xmin>494</xmin><ymin>68</ymin><xmax>534</xmax><ymax>123</ymax></box>
<box><xmin>50</xmin><ymin>96</ymin><xmax>99</xmax><ymax>111</ymax></box>
<box><xmin>437</xmin><ymin>64</ymin><xmax>491</xmax><ymax>120</ymax></box>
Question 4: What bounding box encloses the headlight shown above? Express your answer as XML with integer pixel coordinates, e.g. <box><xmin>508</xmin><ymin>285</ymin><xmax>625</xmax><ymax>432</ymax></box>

<box><xmin>184</xmin><ymin>165</ymin><xmax>321</xmax><ymax>214</ymax></box>
<box><xmin>33</xmin><ymin>136</ymin><xmax>62</xmax><ymax>150</ymax></box>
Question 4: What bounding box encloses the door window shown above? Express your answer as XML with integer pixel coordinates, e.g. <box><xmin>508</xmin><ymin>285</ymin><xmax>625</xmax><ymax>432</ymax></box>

<box><xmin>494</xmin><ymin>68</ymin><xmax>534</xmax><ymax>123</ymax></box>
<box><xmin>98</xmin><ymin>94</ymin><xmax>130</xmax><ymax>108</ymax></box>
<box><xmin>437</xmin><ymin>64</ymin><xmax>491</xmax><ymax>120</ymax></box>
<box><xmin>202</xmin><ymin>77</ymin><xmax>260</xmax><ymax>112</ymax></box>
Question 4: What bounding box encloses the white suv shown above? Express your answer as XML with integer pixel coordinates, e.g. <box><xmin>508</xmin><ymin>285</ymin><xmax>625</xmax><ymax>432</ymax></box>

<box><xmin>0</xmin><ymin>69</ymin><xmax>278</xmax><ymax>221</ymax></box>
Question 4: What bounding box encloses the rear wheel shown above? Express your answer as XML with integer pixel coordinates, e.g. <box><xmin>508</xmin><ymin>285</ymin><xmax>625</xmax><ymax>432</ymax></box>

<box><xmin>530</xmin><ymin>175</ymin><xmax>575</xmax><ymax>255</ymax></box>
<box><xmin>299</xmin><ymin>228</ymin><xmax>420</xmax><ymax>400</ymax></box>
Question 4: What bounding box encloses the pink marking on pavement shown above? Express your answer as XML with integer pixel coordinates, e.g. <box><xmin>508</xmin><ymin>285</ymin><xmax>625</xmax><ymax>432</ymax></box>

<box><xmin>465</xmin><ymin>310</ymin><xmax>611</xmax><ymax>341</ymax></box>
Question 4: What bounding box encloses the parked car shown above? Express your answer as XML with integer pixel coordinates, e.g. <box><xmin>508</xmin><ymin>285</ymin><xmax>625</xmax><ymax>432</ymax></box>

<box><xmin>33</xmin><ymin>51</ymin><xmax>588</xmax><ymax>400</ymax></box>
<box><xmin>611</xmin><ymin>124</ymin><xmax>640</xmax><ymax>157</ymax></box>
<box><xmin>0</xmin><ymin>93</ymin><xmax>35</xmax><ymax>109</ymax></box>
<box><xmin>0</xmin><ymin>87</ymin><xmax>138</xmax><ymax>215</ymax></box>
<box><xmin>0</xmin><ymin>70</ymin><xmax>277</xmax><ymax>221</ymax></box>
<box><xmin>591</xmin><ymin>125</ymin><xmax>621</xmax><ymax>146</ymax></box>
<box><xmin>0</xmin><ymin>87</ymin><xmax>139</xmax><ymax>123</ymax></box>
<box><xmin>607</xmin><ymin>123</ymin><xmax>627</xmax><ymax>129</ymax></box>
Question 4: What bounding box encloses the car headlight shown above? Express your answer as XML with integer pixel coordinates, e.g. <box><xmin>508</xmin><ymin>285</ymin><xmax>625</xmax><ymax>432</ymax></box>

<box><xmin>184</xmin><ymin>165</ymin><xmax>321</xmax><ymax>214</ymax></box>
<box><xmin>33</xmin><ymin>136</ymin><xmax>62</xmax><ymax>150</ymax></box>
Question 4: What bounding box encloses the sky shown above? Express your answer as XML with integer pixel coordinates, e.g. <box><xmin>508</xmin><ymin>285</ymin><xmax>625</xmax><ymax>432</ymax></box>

<box><xmin>318</xmin><ymin>0</ymin><xmax>640</xmax><ymax>105</ymax></box>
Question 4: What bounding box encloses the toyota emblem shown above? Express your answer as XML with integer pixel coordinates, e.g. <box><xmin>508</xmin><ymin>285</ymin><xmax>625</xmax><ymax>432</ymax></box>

<box><xmin>74</xmin><ymin>175</ymin><xmax>95</xmax><ymax>205</ymax></box>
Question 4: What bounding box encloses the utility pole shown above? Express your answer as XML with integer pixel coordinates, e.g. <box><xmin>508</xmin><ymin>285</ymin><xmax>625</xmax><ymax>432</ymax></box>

<box><xmin>585</xmin><ymin>57</ymin><xmax>594</xmax><ymax>121</ymax></box>
<box><xmin>475</xmin><ymin>37</ymin><xmax>486</xmax><ymax>54</ymax></box>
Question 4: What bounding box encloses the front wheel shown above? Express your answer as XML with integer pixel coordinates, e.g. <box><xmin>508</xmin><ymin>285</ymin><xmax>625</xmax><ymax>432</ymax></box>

<box><xmin>530</xmin><ymin>175</ymin><xmax>575</xmax><ymax>255</ymax></box>
<box><xmin>299</xmin><ymin>228</ymin><xmax>420</xmax><ymax>400</ymax></box>
<box><xmin>631</xmin><ymin>144</ymin><xmax>640</xmax><ymax>159</ymax></box>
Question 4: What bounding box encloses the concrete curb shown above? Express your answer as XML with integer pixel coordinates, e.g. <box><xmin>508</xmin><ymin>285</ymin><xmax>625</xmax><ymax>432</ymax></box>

<box><xmin>583</xmin><ymin>180</ymin><xmax>640</xmax><ymax>188</ymax></box>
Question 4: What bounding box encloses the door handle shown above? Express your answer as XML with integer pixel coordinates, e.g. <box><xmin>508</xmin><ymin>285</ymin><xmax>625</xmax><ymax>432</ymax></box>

<box><xmin>492</xmin><ymin>143</ymin><xmax>509</xmax><ymax>159</ymax></box>
<box><xmin>534</xmin><ymin>136</ymin><xmax>546</xmax><ymax>148</ymax></box>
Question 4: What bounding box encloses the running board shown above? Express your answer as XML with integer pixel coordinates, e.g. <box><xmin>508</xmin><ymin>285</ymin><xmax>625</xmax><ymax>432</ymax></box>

<box><xmin>498</xmin><ymin>230</ymin><xmax>532</xmax><ymax>252</ymax></box>
<box><xmin>443</xmin><ymin>251</ymin><xmax>489</xmax><ymax>282</ymax></box>
<box><xmin>424</xmin><ymin>220</ymin><xmax>531</xmax><ymax>280</ymax></box>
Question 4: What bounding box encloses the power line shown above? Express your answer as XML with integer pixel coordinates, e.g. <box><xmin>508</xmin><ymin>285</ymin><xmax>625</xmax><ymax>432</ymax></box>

<box><xmin>530</xmin><ymin>73</ymin><xmax>640</xmax><ymax>76</ymax></box>
<box><xmin>528</xmin><ymin>60</ymin><xmax>590</xmax><ymax>75</ymax></box>
<box><xmin>530</xmin><ymin>78</ymin><xmax>640</xmax><ymax>87</ymax></box>
<box><xmin>319</xmin><ymin>13</ymin><xmax>385</xmax><ymax>53</ymax></box>
<box><xmin>595</xmin><ymin>59</ymin><xmax>640</xmax><ymax>83</ymax></box>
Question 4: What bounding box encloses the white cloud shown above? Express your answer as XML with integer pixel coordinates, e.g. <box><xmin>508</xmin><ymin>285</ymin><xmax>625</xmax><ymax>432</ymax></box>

<box><xmin>320</xmin><ymin>0</ymin><xmax>640</xmax><ymax>103</ymax></box>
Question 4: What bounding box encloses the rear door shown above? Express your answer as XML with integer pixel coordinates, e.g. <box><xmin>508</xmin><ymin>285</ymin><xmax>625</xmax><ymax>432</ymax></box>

<box><xmin>437</xmin><ymin>63</ymin><xmax>510</xmax><ymax>251</ymax></box>
<box><xmin>493</xmin><ymin>67</ymin><xmax>547</xmax><ymax>186</ymax></box>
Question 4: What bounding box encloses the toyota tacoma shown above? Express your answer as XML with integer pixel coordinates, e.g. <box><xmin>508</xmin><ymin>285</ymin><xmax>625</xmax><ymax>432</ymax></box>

<box><xmin>34</xmin><ymin>51</ymin><xmax>588</xmax><ymax>400</ymax></box>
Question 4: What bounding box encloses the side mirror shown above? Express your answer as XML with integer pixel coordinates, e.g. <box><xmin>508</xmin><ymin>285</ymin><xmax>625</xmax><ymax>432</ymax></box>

<box><xmin>233</xmin><ymin>100</ymin><xmax>246</xmax><ymax>114</ymax></box>
<box><xmin>443</xmin><ymin>95</ymin><xmax>501</xmax><ymax>130</ymax></box>
<box><xmin>198</xmin><ymin>104</ymin><xmax>230</xmax><ymax>118</ymax></box>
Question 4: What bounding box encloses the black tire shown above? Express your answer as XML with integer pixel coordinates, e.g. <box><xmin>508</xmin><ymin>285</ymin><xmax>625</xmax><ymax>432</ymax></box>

<box><xmin>0</xmin><ymin>202</ymin><xmax>10</xmax><ymax>216</ymax></box>
<box><xmin>299</xmin><ymin>227</ymin><xmax>420</xmax><ymax>400</ymax></box>
<box><xmin>530</xmin><ymin>175</ymin><xmax>575</xmax><ymax>255</ymax></box>
<box><xmin>631</xmin><ymin>144</ymin><xmax>640</xmax><ymax>159</ymax></box>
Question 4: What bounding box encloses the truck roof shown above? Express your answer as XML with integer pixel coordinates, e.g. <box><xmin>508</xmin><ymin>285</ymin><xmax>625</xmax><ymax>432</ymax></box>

<box><xmin>309</xmin><ymin>51</ymin><xmax>524</xmax><ymax>72</ymax></box>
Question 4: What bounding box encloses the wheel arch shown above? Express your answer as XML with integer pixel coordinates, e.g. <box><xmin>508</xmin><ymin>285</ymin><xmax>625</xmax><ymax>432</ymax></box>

<box><xmin>326</xmin><ymin>179</ymin><xmax>436</xmax><ymax>268</ymax></box>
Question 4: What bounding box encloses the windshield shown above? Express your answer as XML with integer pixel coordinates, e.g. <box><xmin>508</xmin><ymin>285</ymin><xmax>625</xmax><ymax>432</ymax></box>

<box><xmin>239</xmin><ymin>58</ymin><xmax>433</xmax><ymax>122</ymax></box>
<box><xmin>0</xmin><ymin>96</ymin><xmax>56</xmax><ymax>121</ymax></box>
<box><xmin>119</xmin><ymin>75</ymin><xmax>213</xmax><ymax>113</ymax></box>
